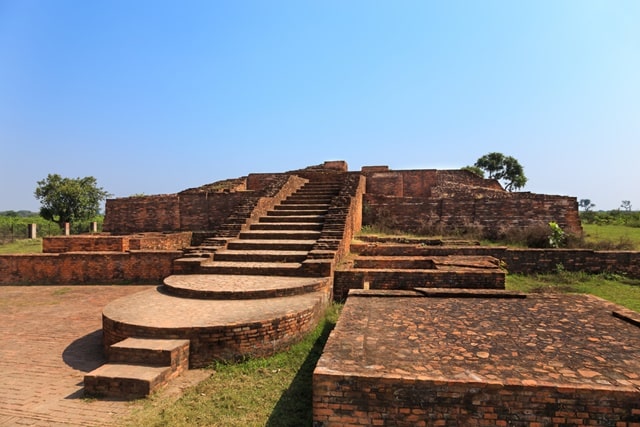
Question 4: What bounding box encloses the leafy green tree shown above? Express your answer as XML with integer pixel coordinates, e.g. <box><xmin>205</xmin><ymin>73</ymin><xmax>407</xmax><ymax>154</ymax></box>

<box><xmin>579</xmin><ymin>199</ymin><xmax>595</xmax><ymax>212</ymax></box>
<box><xmin>34</xmin><ymin>174</ymin><xmax>111</xmax><ymax>230</ymax></box>
<box><xmin>473</xmin><ymin>152</ymin><xmax>527</xmax><ymax>191</ymax></box>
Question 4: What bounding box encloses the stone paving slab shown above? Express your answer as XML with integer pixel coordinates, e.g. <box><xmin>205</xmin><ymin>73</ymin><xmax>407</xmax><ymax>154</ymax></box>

<box><xmin>0</xmin><ymin>285</ymin><xmax>209</xmax><ymax>427</ymax></box>
<box><xmin>317</xmin><ymin>291</ymin><xmax>640</xmax><ymax>391</ymax></box>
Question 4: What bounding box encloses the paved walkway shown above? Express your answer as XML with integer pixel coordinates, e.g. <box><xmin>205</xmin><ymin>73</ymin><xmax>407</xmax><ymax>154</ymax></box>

<box><xmin>0</xmin><ymin>285</ymin><xmax>207</xmax><ymax>427</ymax></box>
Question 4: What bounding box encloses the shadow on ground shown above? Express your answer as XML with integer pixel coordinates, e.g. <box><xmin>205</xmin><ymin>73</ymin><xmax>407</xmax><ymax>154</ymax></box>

<box><xmin>266</xmin><ymin>321</ymin><xmax>336</xmax><ymax>427</ymax></box>
<box><xmin>62</xmin><ymin>329</ymin><xmax>106</xmax><ymax>372</ymax></box>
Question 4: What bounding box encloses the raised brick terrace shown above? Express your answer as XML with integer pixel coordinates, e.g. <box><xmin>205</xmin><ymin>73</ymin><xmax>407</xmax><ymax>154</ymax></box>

<box><xmin>313</xmin><ymin>289</ymin><xmax>640</xmax><ymax>426</ymax></box>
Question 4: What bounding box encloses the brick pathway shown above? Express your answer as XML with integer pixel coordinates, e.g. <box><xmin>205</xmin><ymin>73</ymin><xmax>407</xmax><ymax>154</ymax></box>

<box><xmin>0</xmin><ymin>285</ymin><xmax>156</xmax><ymax>426</ymax></box>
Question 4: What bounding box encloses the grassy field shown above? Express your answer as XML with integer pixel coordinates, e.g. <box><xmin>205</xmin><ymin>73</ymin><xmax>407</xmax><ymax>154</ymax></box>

<box><xmin>507</xmin><ymin>271</ymin><xmax>640</xmax><ymax>312</ymax></box>
<box><xmin>582</xmin><ymin>223</ymin><xmax>640</xmax><ymax>250</ymax></box>
<box><xmin>122</xmin><ymin>304</ymin><xmax>342</xmax><ymax>427</ymax></box>
<box><xmin>0</xmin><ymin>238</ymin><xmax>42</xmax><ymax>254</ymax></box>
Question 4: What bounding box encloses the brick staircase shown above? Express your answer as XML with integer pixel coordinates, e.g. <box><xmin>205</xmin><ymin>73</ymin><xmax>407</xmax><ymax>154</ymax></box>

<box><xmin>174</xmin><ymin>180</ymin><xmax>343</xmax><ymax>276</ymax></box>
<box><xmin>84</xmin><ymin>338</ymin><xmax>189</xmax><ymax>399</ymax></box>
<box><xmin>85</xmin><ymin>177</ymin><xmax>349</xmax><ymax>398</ymax></box>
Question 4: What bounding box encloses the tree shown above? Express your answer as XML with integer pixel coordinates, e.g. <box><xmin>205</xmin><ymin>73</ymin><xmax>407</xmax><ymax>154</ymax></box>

<box><xmin>579</xmin><ymin>199</ymin><xmax>595</xmax><ymax>212</ymax></box>
<box><xmin>34</xmin><ymin>174</ymin><xmax>111</xmax><ymax>230</ymax></box>
<box><xmin>621</xmin><ymin>200</ymin><xmax>632</xmax><ymax>211</ymax></box>
<box><xmin>473</xmin><ymin>152</ymin><xmax>527</xmax><ymax>191</ymax></box>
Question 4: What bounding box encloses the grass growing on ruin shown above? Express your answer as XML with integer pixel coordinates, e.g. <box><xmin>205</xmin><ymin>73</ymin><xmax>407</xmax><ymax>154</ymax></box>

<box><xmin>0</xmin><ymin>238</ymin><xmax>42</xmax><ymax>254</ymax></box>
<box><xmin>121</xmin><ymin>303</ymin><xmax>342</xmax><ymax>427</ymax></box>
<box><xmin>507</xmin><ymin>271</ymin><xmax>640</xmax><ymax>312</ymax></box>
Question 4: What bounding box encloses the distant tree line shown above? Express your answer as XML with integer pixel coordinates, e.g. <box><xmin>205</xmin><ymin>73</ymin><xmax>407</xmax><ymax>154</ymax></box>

<box><xmin>579</xmin><ymin>198</ymin><xmax>639</xmax><ymax>227</ymax></box>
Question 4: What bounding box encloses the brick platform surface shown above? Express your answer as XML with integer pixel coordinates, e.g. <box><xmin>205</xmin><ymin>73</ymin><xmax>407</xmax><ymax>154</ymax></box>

<box><xmin>0</xmin><ymin>285</ymin><xmax>208</xmax><ymax>426</ymax></box>
<box><xmin>314</xmin><ymin>290</ymin><xmax>640</xmax><ymax>426</ymax></box>
<box><xmin>163</xmin><ymin>274</ymin><xmax>330</xmax><ymax>299</ymax></box>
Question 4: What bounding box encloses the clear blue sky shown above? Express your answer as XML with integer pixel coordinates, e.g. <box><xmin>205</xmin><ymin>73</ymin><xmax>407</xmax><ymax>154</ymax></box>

<box><xmin>1</xmin><ymin>1</ymin><xmax>638</xmax><ymax>212</ymax></box>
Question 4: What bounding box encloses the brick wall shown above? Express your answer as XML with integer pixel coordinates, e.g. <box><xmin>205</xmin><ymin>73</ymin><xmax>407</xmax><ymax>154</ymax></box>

<box><xmin>363</xmin><ymin>194</ymin><xmax>582</xmax><ymax>236</ymax></box>
<box><xmin>350</xmin><ymin>243</ymin><xmax>640</xmax><ymax>278</ymax></box>
<box><xmin>104</xmin><ymin>174</ymin><xmax>302</xmax><ymax>234</ymax></box>
<box><xmin>313</xmin><ymin>373</ymin><xmax>640</xmax><ymax>426</ymax></box>
<box><xmin>103</xmin><ymin>195</ymin><xmax>181</xmax><ymax>233</ymax></box>
<box><xmin>333</xmin><ymin>270</ymin><xmax>505</xmax><ymax>301</ymax></box>
<box><xmin>361</xmin><ymin>169</ymin><xmax>581</xmax><ymax>236</ymax></box>
<box><xmin>0</xmin><ymin>251</ymin><xmax>180</xmax><ymax>285</ymax></box>
<box><xmin>42</xmin><ymin>232</ymin><xmax>192</xmax><ymax>253</ymax></box>
<box><xmin>128</xmin><ymin>232</ymin><xmax>192</xmax><ymax>250</ymax></box>
<box><xmin>43</xmin><ymin>236</ymin><xmax>130</xmax><ymax>253</ymax></box>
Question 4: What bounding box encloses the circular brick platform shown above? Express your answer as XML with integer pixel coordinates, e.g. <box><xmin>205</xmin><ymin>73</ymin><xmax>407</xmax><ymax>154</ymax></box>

<box><xmin>163</xmin><ymin>274</ymin><xmax>330</xmax><ymax>299</ymax></box>
<box><xmin>102</xmin><ymin>276</ymin><xmax>332</xmax><ymax>367</ymax></box>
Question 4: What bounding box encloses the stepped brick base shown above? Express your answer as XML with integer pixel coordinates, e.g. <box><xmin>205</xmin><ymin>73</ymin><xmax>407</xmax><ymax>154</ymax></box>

<box><xmin>102</xmin><ymin>285</ymin><xmax>331</xmax><ymax>367</ymax></box>
<box><xmin>84</xmin><ymin>364</ymin><xmax>172</xmax><ymax>399</ymax></box>
<box><xmin>84</xmin><ymin>338</ymin><xmax>189</xmax><ymax>399</ymax></box>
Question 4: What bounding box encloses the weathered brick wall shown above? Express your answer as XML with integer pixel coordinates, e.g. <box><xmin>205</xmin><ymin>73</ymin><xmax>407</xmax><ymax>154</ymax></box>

<box><xmin>128</xmin><ymin>232</ymin><xmax>192</xmax><ymax>251</ymax></box>
<box><xmin>43</xmin><ymin>236</ymin><xmax>130</xmax><ymax>253</ymax></box>
<box><xmin>103</xmin><ymin>194</ymin><xmax>181</xmax><ymax>233</ymax></box>
<box><xmin>333</xmin><ymin>270</ymin><xmax>505</xmax><ymax>301</ymax></box>
<box><xmin>104</xmin><ymin>192</ymin><xmax>259</xmax><ymax>233</ymax></box>
<box><xmin>363</xmin><ymin>169</ymin><xmax>503</xmax><ymax>198</ymax></box>
<box><xmin>104</xmin><ymin>174</ymin><xmax>300</xmax><ymax>234</ymax></box>
<box><xmin>180</xmin><ymin>192</ymin><xmax>256</xmax><ymax>231</ymax></box>
<box><xmin>363</xmin><ymin>194</ymin><xmax>582</xmax><ymax>236</ymax></box>
<box><xmin>313</xmin><ymin>374</ymin><xmax>640</xmax><ymax>426</ymax></box>
<box><xmin>103</xmin><ymin>287</ymin><xmax>331</xmax><ymax>367</ymax></box>
<box><xmin>0</xmin><ymin>251</ymin><xmax>180</xmax><ymax>285</ymax></box>
<box><xmin>42</xmin><ymin>232</ymin><xmax>192</xmax><ymax>253</ymax></box>
<box><xmin>361</xmin><ymin>168</ymin><xmax>582</xmax><ymax>236</ymax></box>
<box><xmin>502</xmin><ymin>248</ymin><xmax>640</xmax><ymax>277</ymax></box>
<box><xmin>350</xmin><ymin>243</ymin><xmax>640</xmax><ymax>278</ymax></box>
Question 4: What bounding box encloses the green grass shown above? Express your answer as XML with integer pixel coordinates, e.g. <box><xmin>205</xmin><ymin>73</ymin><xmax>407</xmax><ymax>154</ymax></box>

<box><xmin>121</xmin><ymin>303</ymin><xmax>342</xmax><ymax>427</ymax></box>
<box><xmin>507</xmin><ymin>271</ymin><xmax>640</xmax><ymax>312</ymax></box>
<box><xmin>0</xmin><ymin>238</ymin><xmax>42</xmax><ymax>254</ymax></box>
<box><xmin>582</xmin><ymin>223</ymin><xmax>640</xmax><ymax>250</ymax></box>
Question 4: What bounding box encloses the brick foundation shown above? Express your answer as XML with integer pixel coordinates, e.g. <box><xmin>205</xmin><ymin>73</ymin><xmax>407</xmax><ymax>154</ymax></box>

<box><xmin>0</xmin><ymin>251</ymin><xmax>180</xmax><ymax>285</ymax></box>
<box><xmin>102</xmin><ymin>288</ymin><xmax>331</xmax><ymax>367</ymax></box>
<box><xmin>313</xmin><ymin>291</ymin><xmax>640</xmax><ymax>426</ymax></box>
<box><xmin>313</xmin><ymin>374</ymin><xmax>640</xmax><ymax>426</ymax></box>
<box><xmin>42</xmin><ymin>232</ymin><xmax>192</xmax><ymax>253</ymax></box>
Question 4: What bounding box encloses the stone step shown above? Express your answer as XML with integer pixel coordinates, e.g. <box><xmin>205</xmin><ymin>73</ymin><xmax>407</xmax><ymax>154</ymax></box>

<box><xmin>281</xmin><ymin>199</ymin><xmax>332</xmax><ymax>205</ymax></box>
<box><xmin>259</xmin><ymin>215</ymin><xmax>324</xmax><ymax>223</ymax></box>
<box><xmin>227</xmin><ymin>239</ymin><xmax>316</xmax><ymax>251</ymax></box>
<box><xmin>273</xmin><ymin>204</ymin><xmax>329</xmax><ymax>211</ymax></box>
<box><xmin>286</xmin><ymin>194</ymin><xmax>334</xmax><ymax>200</ymax></box>
<box><xmin>214</xmin><ymin>250</ymin><xmax>309</xmax><ymax>263</ymax></box>
<box><xmin>250</xmin><ymin>222</ymin><xmax>323</xmax><ymax>231</ymax></box>
<box><xmin>294</xmin><ymin>190</ymin><xmax>339</xmax><ymax>195</ymax></box>
<box><xmin>268</xmin><ymin>208</ymin><xmax>328</xmax><ymax>216</ymax></box>
<box><xmin>239</xmin><ymin>230</ymin><xmax>321</xmax><ymax>240</ymax></box>
<box><xmin>108</xmin><ymin>338</ymin><xmax>190</xmax><ymax>370</ymax></box>
<box><xmin>84</xmin><ymin>363</ymin><xmax>173</xmax><ymax>399</ymax></box>
<box><xmin>198</xmin><ymin>261</ymin><xmax>303</xmax><ymax>276</ymax></box>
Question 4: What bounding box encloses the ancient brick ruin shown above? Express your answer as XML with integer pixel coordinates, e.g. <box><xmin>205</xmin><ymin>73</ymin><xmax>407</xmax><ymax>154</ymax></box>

<box><xmin>3</xmin><ymin>160</ymin><xmax>640</xmax><ymax>424</ymax></box>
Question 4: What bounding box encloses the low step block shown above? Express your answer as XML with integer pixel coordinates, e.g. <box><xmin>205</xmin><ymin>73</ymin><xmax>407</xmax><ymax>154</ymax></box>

<box><xmin>109</xmin><ymin>338</ymin><xmax>190</xmax><ymax>372</ymax></box>
<box><xmin>84</xmin><ymin>363</ymin><xmax>172</xmax><ymax>399</ymax></box>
